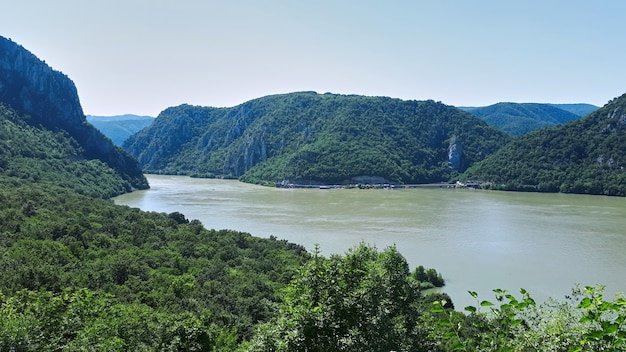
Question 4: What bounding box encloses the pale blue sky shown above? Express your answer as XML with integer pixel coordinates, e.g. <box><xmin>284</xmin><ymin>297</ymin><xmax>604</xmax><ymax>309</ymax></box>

<box><xmin>3</xmin><ymin>0</ymin><xmax>625</xmax><ymax>116</ymax></box>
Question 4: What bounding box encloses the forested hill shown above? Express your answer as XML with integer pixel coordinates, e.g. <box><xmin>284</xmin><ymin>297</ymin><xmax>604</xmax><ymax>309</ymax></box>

<box><xmin>464</xmin><ymin>93</ymin><xmax>626</xmax><ymax>196</ymax></box>
<box><xmin>87</xmin><ymin>114</ymin><xmax>154</xmax><ymax>146</ymax></box>
<box><xmin>462</xmin><ymin>102</ymin><xmax>583</xmax><ymax>136</ymax></box>
<box><xmin>0</xmin><ymin>37</ymin><xmax>310</xmax><ymax>349</ymax></box>
<box><xmin>124</xmin><ymin>92</ymin><xmax>510</xmax><ymax>185</ymax></box>
<box><xmin>0</xmin><ymin>36</ymin><xmax>147</xmax><ymax>191</ymax></box>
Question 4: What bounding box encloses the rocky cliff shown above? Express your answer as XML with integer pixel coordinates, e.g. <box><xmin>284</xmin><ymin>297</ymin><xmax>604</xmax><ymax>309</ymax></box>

<box><xmin>0</xmin><ymin>36</ymin><xmax>147</xmax><ymax>190</ymax></box>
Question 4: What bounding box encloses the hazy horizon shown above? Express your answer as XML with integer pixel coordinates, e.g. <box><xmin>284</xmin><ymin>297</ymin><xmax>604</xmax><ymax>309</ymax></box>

<box><xmin>3</xmin><ymin>0</ymin><xmax>625</xmax><ymax>116</ymax></box>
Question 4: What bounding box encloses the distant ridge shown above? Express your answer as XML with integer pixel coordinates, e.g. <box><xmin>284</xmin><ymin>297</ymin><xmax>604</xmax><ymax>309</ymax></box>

<box><xmin>87</xmin><ymin>114</ymin><xmax>154</xmax><ymax>146</ymax></box>
<box><xmin>460</xmin><ymin>102</ymin><xmax>583</xmax><ymax>136</ymax></box>
<box><xmin>124</xmin><ymin>92</ymin><xmax>510</xmax><ymax>185</ymax></box>
<box><xmin>547</xmin><ymin>103</ymin><xmax>598</xmax><ymax>117</ymax></box>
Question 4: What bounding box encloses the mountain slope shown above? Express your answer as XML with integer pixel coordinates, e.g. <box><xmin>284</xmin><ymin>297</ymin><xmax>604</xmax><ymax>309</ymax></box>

<box><xmin>0</xmin><ymin>105</ymin><xmax>136</xmax><ymax>197</ymax></box>
<box><xmin>87</xmin><ymin>114</ymin><xmax>154</xmax><ymax>146</ymax></box>
<box><xmin>463</xmin><ymin>102</ymin><xmax>582</xmax><ymax>136</ymax></box>
<box><xmin>0</xmin><ymin>37</ymin><xmax>310</xmax><ymax>348</ymax></box>
<box><xmin>464</xmin><ymin>94</ymin><xmax>626</xmax><ymax>196</ymax></box>
<box><xmin>124</xmin><ymin>92</ymin><xmax>510</xmax><ymax>184</ymax></box>
<box><xmin>0</xmin><ymin>36</ymin><xmax>147</xmax><ymax>191</ymax></box>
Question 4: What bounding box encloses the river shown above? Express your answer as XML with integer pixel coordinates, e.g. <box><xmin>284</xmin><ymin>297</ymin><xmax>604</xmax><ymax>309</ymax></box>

<box><xmin>114</xmin><ymin>174</ymin><xmax>626</xmax><ymax>309</ymax></box>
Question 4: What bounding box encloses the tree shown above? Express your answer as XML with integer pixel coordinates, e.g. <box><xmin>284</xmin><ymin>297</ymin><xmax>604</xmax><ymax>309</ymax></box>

<box><xmin>248</xmin><ymin>243</ymin><xmax>437</xmax><ymax>352</ymax></box>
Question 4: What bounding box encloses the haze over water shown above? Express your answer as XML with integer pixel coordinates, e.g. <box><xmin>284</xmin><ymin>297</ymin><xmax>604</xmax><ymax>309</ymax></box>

<box><xmin>115</xmin><ymin>174</ymin><xmax>626</xmax><ymax>309</ymax></box>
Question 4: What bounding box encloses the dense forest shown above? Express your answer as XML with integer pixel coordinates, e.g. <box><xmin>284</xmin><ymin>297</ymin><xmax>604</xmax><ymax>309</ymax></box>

<box><xmin>124</xmin><ymin>93</ymin><xmax>510</xmax><ymax>185</ymax></box>
<box><xmin>464</xmin><ymin>93</ymin><xmax>626</xmax><ymax>196</ymax></box>
<box><xmin>461</xmin><ymin>102</ymin><xmax>583</xmax><ymax>136</ymax></box>
<box><xmin>0</xmin><ymin>105</ymin><xmax>135</xmax><ymax>198</ymax></box>
<box><xmin>87</xmin><ymin>114</ymin><xmax>154</xmax><ymax>146</ymax></box>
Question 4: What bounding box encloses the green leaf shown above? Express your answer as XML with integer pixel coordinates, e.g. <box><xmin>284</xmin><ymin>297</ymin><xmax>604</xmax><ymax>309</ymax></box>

<box><xmin>587</xmin><ymin>329</ymin><xmax>605</xmax><ymax>340</ymax></box>
<box><xmin>579</xmin><ymin>297</ymin><xmax>593</xmax><ymax>309</ymax></box>
<box><xmin>480</xmin><ymin>300</ymin><xmax>494</xmax><ymax>307</ymax></box>
<box><xmin>464</xmin><ymin>306</ymin><xmax>477</xmax><ymax>313</ymax></box>
<box><xmin>431</xmin><ymin>301</ymin><xmax>444</xmax><ymax>313</ymax></box>
<box><xmin>601</xmin><ymin>322</ymin><xmax>619</xmax><ymax>334</ymax></box>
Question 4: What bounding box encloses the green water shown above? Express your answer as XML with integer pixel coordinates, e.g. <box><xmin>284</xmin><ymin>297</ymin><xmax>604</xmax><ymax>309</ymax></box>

<box><xmin>114</xmin><ymin>174</ymin><xmax>626</xmax><ymax>308</ymax></box>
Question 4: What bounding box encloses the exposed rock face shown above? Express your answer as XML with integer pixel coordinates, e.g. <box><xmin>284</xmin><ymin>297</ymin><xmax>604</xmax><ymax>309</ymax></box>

<box><xmin>0</xmin><ymin>36</ymin><xmax>147</xmax><ymax>189</ymax></box>
<box><xmin>606</xmin><ymin>107</ymin><xmax>626</xmax><ymax>131</ymax></box>
<box><xmin>224</xmin><ymin>133</ymin><xmax>268</xmax><ymax>175</ymax></box>
<box><xmin>448</xmin><ymin>135</ymin><xmax>463</xmax><ymax>170</ymax></box>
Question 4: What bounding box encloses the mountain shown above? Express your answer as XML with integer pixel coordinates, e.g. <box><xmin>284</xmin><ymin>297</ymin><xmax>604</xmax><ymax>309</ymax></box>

<box><xmin>87</xmin><ymin>114</ymin><xmax>154</xmax><ymax>146</ymax></box>
<box><xmin>548</xmin><ymin>103</ymin><xmax>598</xmax><ymax>117</ymax></box>
<box><xmin>124</xmin><ymin>92</ymin><xmax>510</xmax><ymax>185</ymax></box>
<box><xmin>461</xmin><ymin>102</ymin><xmax>582</xmax><ymax>136</ymax></box>
<box><xmin>0</xmin><ymin>36</ymin><xmax>309</xmax><ymax>348</ymax></box>
<box><xmin>464</xmin><ymin>93</ymin><xmax>626</xmax><ymax>196</ymax></box>
<box><xmin>0</xmin><ymin>36</ymin><xmax>147</xmax><ymax>193</ymax></box>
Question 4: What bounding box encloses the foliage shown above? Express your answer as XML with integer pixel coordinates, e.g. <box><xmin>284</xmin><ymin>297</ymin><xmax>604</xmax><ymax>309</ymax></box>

<box><xmin>247</xmin><ymin>244</ymin><xmax>442</xmax><ymax>352</ymax></box>
<box><xmin>464</xmin><ymin>93</ymin><xmax>626</xmax><ymax>196</ymax></box>
<box><xmin>464</xmin><ymin>102</ymin><xmax>582</xmax><ymax>136</ymax></box>
<box><xmin>124</xmin><ymin>92</ymin><xmax>509</xmax><ymax>184</ymax></box>
<box><xmin>0</xmin><ymin>288</ymin><xmax>230</xmax><ymax>351</ymax></box>
<box><xmin>0</xmin><ymin>179</ymin><xmax>308</xmax><ymax>342</ymax></box>
<box><xmin>0</xmin><ymin>105</ymin><xmax>134</xmax><ymax>198</ymax></box>
<box><xmin>414</xmin><ymin>265</ymin><xmax>445</xmax><ymax>289</ymax></box>
<box><xmin>429</xmin><ymin>286</ymin><xmax>626</xmax><ymax>351</ymax></box>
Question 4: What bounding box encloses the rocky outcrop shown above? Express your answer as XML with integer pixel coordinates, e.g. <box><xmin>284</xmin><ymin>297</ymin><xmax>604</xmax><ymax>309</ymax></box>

<box><xmin>0</xmin><ymin>36</ymin><xmax>147</xmax><ymax>190</ymax></box>
<box><xmin>447</xmin><ymin>136</ymin><xmax>463</xmax><ymax>170</ymax></box>
<box><xmin>223</xmin><ymin>133</ymin><xmax>268</xmax><ymax>176</ymax></box>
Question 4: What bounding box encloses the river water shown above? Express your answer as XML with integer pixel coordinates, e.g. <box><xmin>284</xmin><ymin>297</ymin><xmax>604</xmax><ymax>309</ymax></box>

<box><xmin>114</xmin><ymin>174</ymin><xmax>626</xmax><ymax>309</ymax></box>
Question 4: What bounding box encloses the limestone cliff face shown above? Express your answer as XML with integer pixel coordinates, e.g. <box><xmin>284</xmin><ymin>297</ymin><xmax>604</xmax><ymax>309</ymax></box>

<box><xmin>447</xmin><ymin>136</ymin><xmax>463</xmax><ymax>171</ymax></box>
<box><xmin>0</xmin><ymin>36</ymin><xmax>147</xmax><ymax>190</ymax></box>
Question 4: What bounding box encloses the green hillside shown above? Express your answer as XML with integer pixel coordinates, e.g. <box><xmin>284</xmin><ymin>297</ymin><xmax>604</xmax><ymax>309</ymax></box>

<box><xmin>0</xmin><ymin>36</ymin><xmax>147</xmax><ymax>192</ymax></box>
<box><xmin>124</xmin><ymin>92</ymin><xmax>510</xmax><ymax>185</ymax></box>
<box><xmin>463</xmin><ymin>102</ymin><xmax>582</xmax><ymax>136</ymax></box>
<box><xmin>87</xmin><ymin>114</ymin><xmax>154</xmax><ymax>146</ymax></box>
<box><xmin>464</xmin><ymin>93</ymin><xmax>626</xmax><ymax>196</ymax></box>
<box><xmin>0</xmin><ymin>36</ymin><xmax>310</xmax><ymax>349</ymax></box>
<box><xmin>0</xmin><ymin>105</ymin><xmax>135</xmax><ymax>198</ymax></box>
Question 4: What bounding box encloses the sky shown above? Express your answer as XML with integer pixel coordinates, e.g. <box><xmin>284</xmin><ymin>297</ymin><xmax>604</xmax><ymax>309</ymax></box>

<box><xmin>2</xmin><ymin>0</ymin><xmax>625</xmax><ymax>116</ymax></box>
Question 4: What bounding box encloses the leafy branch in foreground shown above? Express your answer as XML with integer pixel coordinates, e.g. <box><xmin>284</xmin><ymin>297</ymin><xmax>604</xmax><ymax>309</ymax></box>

<box><xmin>430</xmin><ymin>286</ymin><xmax>626</xmax><ymax>351</ymax></box>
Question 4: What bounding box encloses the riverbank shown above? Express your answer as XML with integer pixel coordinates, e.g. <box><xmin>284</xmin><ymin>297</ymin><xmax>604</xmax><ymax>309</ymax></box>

<box><xmin>275</xmin><ymin>180</ymin><xmax>480</xmax><ymax>190</ymax></box>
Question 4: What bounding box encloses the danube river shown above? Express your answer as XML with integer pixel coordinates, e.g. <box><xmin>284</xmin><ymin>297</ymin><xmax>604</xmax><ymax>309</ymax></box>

<box><xmin>114</xmin><ymin>174</ymin><xmax>626</xmax><ymax>309</ymax></box>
